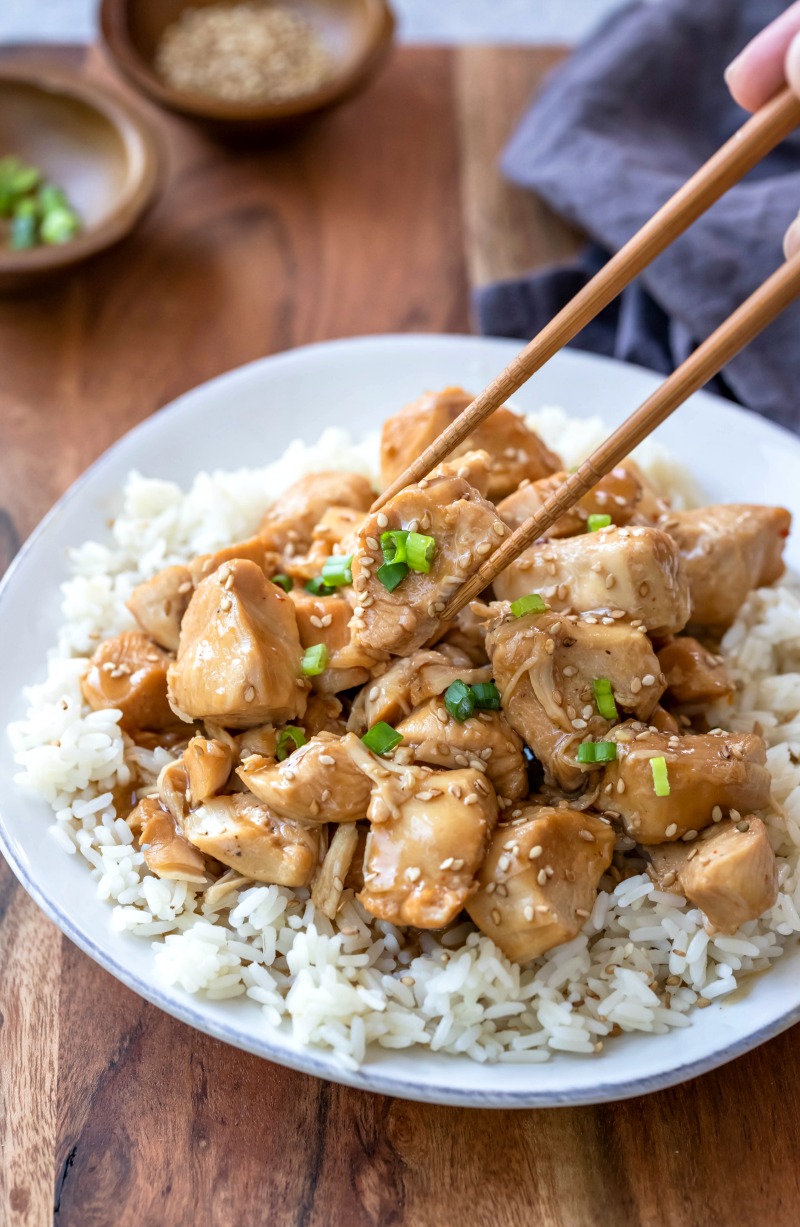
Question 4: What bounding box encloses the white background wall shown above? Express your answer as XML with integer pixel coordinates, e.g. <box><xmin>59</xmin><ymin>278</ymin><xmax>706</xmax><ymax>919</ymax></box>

<box><xmin>1</xmin><ymin>0</ymin><xmax>630</xmax><ymax>45</ymax></box>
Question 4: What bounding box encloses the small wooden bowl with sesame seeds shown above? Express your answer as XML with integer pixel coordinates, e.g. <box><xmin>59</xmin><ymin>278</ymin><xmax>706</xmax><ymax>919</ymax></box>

<box><xmin>100</xmin><ymin>0</ymin><xmax>396</xmax><ymax>136</ymax></box>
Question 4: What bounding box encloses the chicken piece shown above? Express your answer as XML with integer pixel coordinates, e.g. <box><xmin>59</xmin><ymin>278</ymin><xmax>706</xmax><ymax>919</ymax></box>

<box><xmin>396</xmin><ymin>698</ymin><xmax>528</xmax><ymax>803</ymax></box>
<box><xmin>258</xmin><ymin>471</ymin><xmax>374</xmax><ymax>554</ymax></box>
<box><xmin>289</xmin><ymin>588</ymin><xmax>381</xmax><ymax>694</ymax></box>
<box><xmin>188</xmin><ymin>536</ymin><xmax>279</xmax><ymax>588</ymax></box>
<box><xmin>350</xmin><ymin>472</ymin><xmax>508</xmax><ymax>656</ymax></box>
<box><xmin>426</xmin><ymin>449</ymin><xmax>492</xmax><ymax>498</ymax></box>
<box><xmin>486</xmin><ymin>607</ymin><xmax>665</xmax><ymax>791</ymax></box>
<box><xmin>349</xmin><ymin>742</ymin><xmax>498</xmax><ymax>928</ymax></box>
<box><xmin>284</xmin><ymin>505</ymin><xmax>366</xmax><ymax>585</ymax></box>
<box><xmin>600</xmin><ymin>723</ymin><xmax>771</xmax><ymax>844</ymax></box>
<box><xmin>497</xmin><ymin>464</ymin><xmax>642</xmax><ymax>537</ymax></box>
<box><xmin>621</xmin><ymin>458</ymin><xmax>672</xmax><ymax>523</ymax></box>
<box><xmin>130</xmin><ymin>795</ymin><xmax>207</xmax><ymax>883</ymax></box>
<box><xmin>168</xmin><ymin>559</ymin><xmax>307</xmax><ymax>729</ymax></box>
<box><xmin>647</xmin><ymin>816</ymin><xmax>777</xmax><ymax>934</ymax></box>
<box><xmin>380</xmin><ymin>387</ymin><xmax>561</xmax><ymax>501</ymax></box>
<box><xmin>660</xmin><ymin>505</ymin><xmax>790</xmax><ymax>627</ymax></box>
<box><xmin>657</xmin><ymin>637</ymin><xmax>733</xmax><ymax>708</ymax></box>
<box><xmin>466</xmin><ymin>807</ymin><xmax>615</xmax><ymax>962</ymax></box>
<box><xmin>183</xmin><ymin>736</ymin><xmax>234</xmax><ymax>805</ymax></box>
<box><xmin>302</xmin><ymin>694</ymin><xmax>347</xmax><ymax>739</ymax></box>
<box><xmin>237</xmin><ymin>732</ymin><xmax>370</xmax><ymax>823</ymax></box>
<box><xmin>127</xmin><ymin>565</ymin><xmax>193</xmax><ymax>652</ymax></box>
<box><xmin>434</xmin><ymin>600</ymin><xmax>491</xmax><ymax>666</ymax></box>
<box><xmin>348</xmin><ymin>648</ymin><xmax>491</xmax><ymax>731</ymax></box>
<box><xmin>311</xmin><ymin>824</ymin><xmax>361</xmax><ymax>919</ymax></box>
<box><xmin>236</xmin><ymin>725</ymin><xmax>279</xmax><ymax>760</ymax></box>
<box><xmin>650</xmin><ymin>705</ymin><xmax>681</xmax><ymax>735</ymax></box>
<box><xmin>492</xmin><ymin>525</ymin><xmax>691</xmax><ymax>637</ymax></box>
<box><xmin>183</xmin><ymin>793</ymin><xmax>320</xmax><ymax>886</ymax></box>
<box><xmin>82</xmin><ymin>632</ymin><xmax>175</xmax><ymax>732</ymax></box>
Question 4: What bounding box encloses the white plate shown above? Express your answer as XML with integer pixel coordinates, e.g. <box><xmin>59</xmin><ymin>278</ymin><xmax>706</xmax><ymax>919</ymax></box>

<box><xmin>2</xmin><ymin>334</ymin><xmax>800</xmax><ymax>1108</ymax></box>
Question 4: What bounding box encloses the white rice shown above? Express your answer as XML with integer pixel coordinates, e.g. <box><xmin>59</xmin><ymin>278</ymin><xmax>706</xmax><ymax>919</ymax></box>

<box><xmin>9</xmin><ymin>408</ymin><xmax>800</xmax><ymax>1068</ymax></box>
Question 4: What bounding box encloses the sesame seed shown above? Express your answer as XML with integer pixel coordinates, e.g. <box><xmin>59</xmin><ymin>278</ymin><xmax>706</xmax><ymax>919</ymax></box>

<box><xmin>523</xmin><ymin>905</ymin><xmax>534</xmax><ymax>922</ymax></box>
<box><xmin>529</xmin><ymin>845</ymin><xmax>543</xmax><ymax>860</ymax></box>
<box><xmin>440</xmin><ymin>857</ymin><xmax>454</xmax><ymax>870</ymax></box>
<box><xmin>493</xmin><ymin>522</ymin><xmax>506</xmax><ymax>537</ymax></box>
<box><xmin>406</xmin><ymin>867</ymin><xmax>421</xmax><ymax>882</ymax></box>
<box><xmin>476</xmin><ymin>542</ymin><xmax>492</xmax><ymax>556</ymax></box>
<box><xmin>491</xmin><ymin>908</ymin><xmax>502</xmax><ymax>926</ymax></box>
<box><xmin>556</xmin><ymin>584</ymin><xmax>569</xmax><ymax>601</ymax></box>
<box><xmin>178</xmin><ymin>580</ymin><xmax>193</xmax><ymax>594</ymax></box>
<box><xmin>318</xmin><ymin>754</ymin><xmax>336</xmax><ymax>766</ymax></box>
<box><xmin>578</xmin><ymin>830</ymin><xmax>595</xmax><ymax>842</ymax></box>
<box><xmin>682</xmin><ymin>829</ymin><xmax>698</xmax><ymax>842</ymax></box>
<box><xmin>309</xmin><ymin>615</ymin><xmax>323</xmax><ymax>629</ymax></box>
<box><xmin>377</xmin><ymin>513</ymin><xmax>388</xmax><ymax>528</ymax></box>
<box><xmin>498</xmin><ymin>855</ymin><xmax>510</xmax><ymax>872</ymax></box>
<box><xmin>605</xmin><ymin>574</ymin><xmax>616</xmax><ymax>589</ymax></box>
<box><xmin>562</xmin><ymin>666</ymin><xmax>577</xmax><ymax>677</ymax></box>
<box><xmin>572</xmin><ymin>718</ymin><xmax>588</xmax><ymax>730</ymax></box>
<box><xmin>451</xmin><ymin>859</ymin><xmax>464</xmax><ymax>871</ymax></box>
<box><xmin>244</xmin><ymin>685</ymin><xmax>255</xmax><ymax>702</ymax></box>
<box><xmin>537</xmin><ymin>869</ymin><xmax>548</xmax><ymax>886</ymax></box>
<box><xmin>368</xmin><ymin>685</ymin><xmax>380</xmax><ymax>701</ymax></box>
<box><xmin>665</xmin><ymin>823</ymin><xmax>678</xmax><ymax>837</ymax></box>
<box><xmin>464</xmin><ymin>794</ymin><xmax>480</xmax><ymax>806</ymax></box>
<box><xmin>711</xmin><ymin>805</ymin><xmax>723</xmax><ymax>822</ymax></box>
<box><xmin>333</xmin><ymin>876</ymin><xmax>344</xmax><ymax>892</ymax></box>
<box><xmin>366</xmin><ymin>536</ymin><xmax>379</xmax><ymax>550</ymax></box>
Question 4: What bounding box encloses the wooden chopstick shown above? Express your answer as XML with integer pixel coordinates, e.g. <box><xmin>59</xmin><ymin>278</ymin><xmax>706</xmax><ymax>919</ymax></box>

<box><xmin>442</xmin><ymin>250</ymin><xmax>800</xmax><ymax>619</ymax></box>
<box><xmin>372</xmin><ymin>86</ymin><xmax>800</xmax><ymax>513</ymax></box>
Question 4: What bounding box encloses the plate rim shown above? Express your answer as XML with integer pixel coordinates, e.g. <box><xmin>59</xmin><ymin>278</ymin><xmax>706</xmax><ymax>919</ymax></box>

<box><xmin>2</xmin><ymin>332</ymin><xmax>800</xmax><ymax>1108</ymax></box>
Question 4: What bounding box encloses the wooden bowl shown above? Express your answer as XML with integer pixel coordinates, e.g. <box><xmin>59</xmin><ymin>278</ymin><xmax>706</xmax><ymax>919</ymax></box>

<box><xmin>0</xmin><ymin>62</ymin><xmax>162</xmax><ymax>291</ymax></box>
<box><xmin>99</xmin><ymin>0</ymin><xmax>396</xmax><ymax>134</ymax></box>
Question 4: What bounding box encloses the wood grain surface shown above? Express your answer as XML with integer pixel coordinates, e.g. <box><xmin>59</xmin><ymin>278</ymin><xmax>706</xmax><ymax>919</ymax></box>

<box><xmin>1</xmin><ymin>42</ymin><xmax>799</xmax><ymax>1227</ymax></box>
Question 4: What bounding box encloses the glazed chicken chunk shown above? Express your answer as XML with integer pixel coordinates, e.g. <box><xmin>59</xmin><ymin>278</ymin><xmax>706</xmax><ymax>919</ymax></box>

<box><xmin>128</xmin><ymin>795</ymin><xmax>207</xmax><ymax>883</ymax></box>
<box><xmin>183</xmin><ymin>793</ymin><xmax>320</xmax><ymax>886</ymax></box>
<box><xmin>289</xmin><ymin>588</ymin><xmax>382</xmax><ymax>695</ymax></box>
<box><xmin>467</xmin><ymin>806</ymin><xmax>615</xmax><ymax>962</ymax></box>
<box><xmin>183</xmin><ymin>736</ymin><xmax>234</xmax><ymax>805</ymax></box>
<box><xmin>486</xmin><ymin>607</ymin><xmax>665</xmax><ymax>791</ymax></box>
<box><xmin>660</xmin><ymin>504</ymin><xmax>790</xmax><ymax>627</ymax></box>
<box><xmin>127</xmin><ymin>565</ymin><xmax>193</xmax><ymax>652</ymax></box>
<box><xmin>647</xmin><ymin>816</ymin><xmax>778</xmax><ymax>934</ymax></box>
<box><xmin>380</xmin><ymin>386</ymin><xmax>561</xmax><ymax>501</ymax></box>
<box><xmin>82</xmin><ymin>631</ymin><xmax>175</xmax><ymax>732</ymax></box>
<box><xmin>349</xmin><ymin>646</ymin><xmax>491</xmax><ymax>731</ymax></box>
<box><xmin>351</xmin><ymin>747</ymin><xmax>498</xmax><ymax>928</ymax></box>
<box><xmin>349</xmin><ymin>471</ymin><xmax>508</xmax><ymax>656</ymax></box>
<box><xmin>600</xmin><ymin>723</ymin><xmax>771</xmax><ymax>844</ymax></box>
<box><xmin>237</xmin><ymin>732</ymin><xmax>371</xmax><ymax>824</ymax></box>
<box><xmin>492</xmin><ymin>525</ymin><xmax>691</xmax><ymax>636</ymax></box>
<box><xmin>168</xmin><ymin>558</ymin><xmax>307</xmax><ymax>728</ymax></box>
<box><xmin>657</xmin><ymin>636</ymin><xmax>733</xmax><ymax>708</ymax></box>
<box><xmin>259</xmin><ymin>471</ymin><xmax>374</xmax><ymax>555</ymax></box>
<box><xmin>396</xmin><ymin>698</ymin><xmax>528</xmax><ymax>803</ymax></box>
<box><xmin>497</xmin><ymin>463</ymin><xmax>643</xmax><ymax>537</ymax></box>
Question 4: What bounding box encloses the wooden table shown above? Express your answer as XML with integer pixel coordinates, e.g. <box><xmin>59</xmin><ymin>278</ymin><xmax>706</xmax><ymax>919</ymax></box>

<box><xmin>1</xmin><ymin>41</ymin><xmax>799</xmax><ymax>1227</ymax></box>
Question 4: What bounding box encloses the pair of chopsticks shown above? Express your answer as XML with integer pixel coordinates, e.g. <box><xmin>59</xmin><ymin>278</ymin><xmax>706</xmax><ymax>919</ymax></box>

<box><xmin>372</xmin><ymin>87</ymin><xmax>800</xmax><ymax>619</ymax></box>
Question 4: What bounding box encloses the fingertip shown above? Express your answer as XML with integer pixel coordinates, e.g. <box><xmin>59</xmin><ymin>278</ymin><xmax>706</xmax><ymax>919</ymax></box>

<box><xmin>784</xmin><ymin>213</ymin><xmax>800</xmax><ymax>261</ymax></box>
<box><xmin>724</xmin><ymin>53</ymin><xmax>756</xmax><ymax>111</ymax></box>
<box><xmin>786</xmin><ymin>29</ymin><xmax>800</xmax><ymax>95</ymax></box>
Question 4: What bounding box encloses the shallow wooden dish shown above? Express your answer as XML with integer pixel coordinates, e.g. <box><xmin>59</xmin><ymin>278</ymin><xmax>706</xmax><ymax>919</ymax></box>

<box><xmin>100</xmin><ymin>0</ymin><xmax>396</xmax><ymax>135</ymax></box>
<box><xmin>0</xmin><ymin>61</ymin><xmax>162</xmax><ymax>292</ymax></box>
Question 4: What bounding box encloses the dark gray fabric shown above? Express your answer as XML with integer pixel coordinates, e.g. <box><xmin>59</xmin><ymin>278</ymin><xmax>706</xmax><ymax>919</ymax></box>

<box><xmin>475</xmin><ymin>0</ymin><xmax>800</xmax><ymax>427</ymax></box>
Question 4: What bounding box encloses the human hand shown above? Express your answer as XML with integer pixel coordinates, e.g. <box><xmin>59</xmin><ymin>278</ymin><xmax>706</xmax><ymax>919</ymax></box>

<box><xmin>725</xmin><ymin>1</ymin><xmax>800</xmax><ymax>258</ymax></box>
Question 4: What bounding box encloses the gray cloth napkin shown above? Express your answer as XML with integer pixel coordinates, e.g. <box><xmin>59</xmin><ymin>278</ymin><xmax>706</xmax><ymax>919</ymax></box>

<box><xmin>476</xmin><ymin>0</ymin><xmax>800</xmax><ymax>428</ymax></box>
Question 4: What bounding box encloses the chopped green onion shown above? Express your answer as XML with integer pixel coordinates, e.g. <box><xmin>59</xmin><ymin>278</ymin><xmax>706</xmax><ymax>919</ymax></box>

<box><xmin>651</xmin><ymin>756</ymin><xmax>671</xmax><ymax>797</ymax></box>
<box><xmin>276</xmin><ymin>726</ymin><xmax>306</xmax><ymax>761</ymax></box>
<box><xmin>301</xmin><ymin>644</ymin><xmax>328</xmax><ymax>676</ymax></box>
<box><xmin>405</xmin><ymin>532</ymin><xmax>436</xmax><ymax>573</ymax></box>
<box><xmin>305</xmin><ymin>576</ymin><xmax>334</xmax><ymax>596</ymax></box>
<box><xmin>593</xmin><ymin>677</ymin><xmax>619</xmax><ymax>721</ymax></box>
<box><xmin>381</xmin><ymin>529</ymin><xmax>409</xmax><ymax>565</ymax></box>
<box><xmin>271</xmin><ymin>573</ymin><xmax>293</xmax><ymax>593</ymax></box>
<box><xmin>9</xmin><ymin>201</ymin><xmax>37</xmax><ymax>251</ymax></box>
<box><xmin>444</xmin><ymin>679</ymin><xmax>475</xmax><ymax>723</ymax></box>
<box><xmin>510</xmin><ymin>593</ymin><xmax>547</xmax><ymax>618</ymax></box>
<box><xmin>362</xmin><ymin>721</ymin><xmax>403</xmax><ymax>755</ymax></box>
<box><xmin>471</xmin><ymin>682</ymin><xmax>501</xmax><ymax>710</ymax></box>
<box><xmin>577</xmin><ymin>740</ymin><xmax>618</xmax><ymax>764</ymax></box>
<box><xmin>587</xmin><ymin>513</ymin><xmax>612</xmax><ymax>532</ymax></box>
<box><xmin>321</xmin><ymin>553</ymin><xmax>353</xmax><ymax>588</ymax></box>
<box><xmin>376</xmin><ymin>560</ymin><xmax>408</xmax><ymax>592</ymax></box>
<box><xmin>38</xmin><ymin>182</ymin><xmax>68</xmax><ymax>214</ymax></box>
<box><xmin>39</xmin><ymin>205</ymin><xmax>80</xmax><ymax>246</ymax></box>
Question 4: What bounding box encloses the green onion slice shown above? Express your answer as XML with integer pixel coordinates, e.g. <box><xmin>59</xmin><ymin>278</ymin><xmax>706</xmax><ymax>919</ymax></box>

<box><xmin>381</xmin><ymin>529</ymin><xmax>409</xmax><ymax>565</ymax></box>
<box><xmin>510</xmin><ymin>592</ymin><xmax>548</xmax><ymax>618</ymax></box>
<box><xmin>301</xmin><ymin>644</ymin><xmax>328</xmax><ymax>676</ymax></box>
<box><xmin>443</xmin><ymin>680</ymin><xmax>475</xmax><ymax>723</ymax></box>
<box><xmin>305</xmin><ymin>576</ymin><xmax>334</xmax><ymax>597</ymax></box>
<box><xmin>471</xmin><ymin>682</ymin><xmax>501</xmax><ymax>710</ymax></box>
<box><xmin>587</xmin><ymin>513</ymin><xmax>612</xmax><ymax>532</ymax></box>
<box><xmin>593</xmin><ymin>677</ymin><xmax>619</xmax><ymax>721</ymax></box>
<box><xmin>321</xmin><ymin>553</ymin><xmax>353</xmax><ymax>588</ymax></box>
<box><xmin>651</xmin><ymin>756</ymin><xmax>671</xmax><ymax>797</ymax></box>
<box><xmin>276</xmin><ymin>726</ymin><xmax>307</xmax><ymax>761</ymax></box>
<box><xmin>271</xmin><ymin>573</ymin><xmax>293</xmax><ymax>593</ymax></box>
<box><xmin>405</xmin><ymin>532</ymin><xmax>436</xmax><ymax>573</ymax></box>
<box><xmin>362</xmin><ymin>721</ymin><xmax>403</xmax><ymax>755</ymax></box>
<box><xmin>376</xmin><ymin>561</ymin><xmax>408</xmax><ymax>592</ymax></box>
<box><xmin>577</xmin><ymin>740</ymin><xmax>617</xmax><ymax>764</ymax></box>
